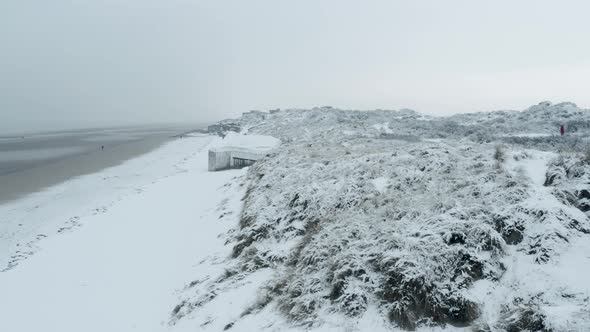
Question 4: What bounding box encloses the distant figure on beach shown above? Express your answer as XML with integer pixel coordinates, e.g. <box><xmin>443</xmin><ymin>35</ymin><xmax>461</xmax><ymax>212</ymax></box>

<box><xmin>560</xmin><ymin>124</ymin><xmax>565</xmax><ymax>136</ymax></box>
<box><xmin>101</xmin><ymin>145</ymin><xmax>104</xmax><ymax>150</ymax></box>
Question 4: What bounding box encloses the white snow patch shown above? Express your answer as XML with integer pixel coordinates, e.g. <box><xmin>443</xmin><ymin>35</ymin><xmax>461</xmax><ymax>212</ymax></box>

<box><xmin>371</xmin><ymin>177</ymin><xmax>389</xmax><ymax>193</ymax></box>
<box><xmin>468</xmin><ymin>148</ymin><xmax>590</xmax><ymax>330</ymax></box>
<box><xmin>211</xmin><ymin>132</ymin><xmax>280</xmax><ymax>152</ymax></box>
<box><xmin>372</xmin><ymin>122</ymin><xmax>393</xmax><ymax>134</ymax></box>
<box><xmin>342</xmin><ymin>130</ymin><xmax>357</xmax><ymax>136</ymax></box>
<box><xmin>506</xmin><ymin>149</ymin><xmax>555</xmax><ymax>185</ymax></box>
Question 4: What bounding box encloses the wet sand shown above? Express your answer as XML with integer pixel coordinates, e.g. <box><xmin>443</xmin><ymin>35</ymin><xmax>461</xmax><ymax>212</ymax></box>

<box><xmin>0</xmin><ymin>126</ymin><xmax>202</xmax><ymax>204</ymax></box>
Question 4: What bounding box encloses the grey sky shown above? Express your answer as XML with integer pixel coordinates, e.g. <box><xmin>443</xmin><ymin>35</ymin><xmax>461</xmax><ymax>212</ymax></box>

<box><xmin>2</xmin><ymin>0</ymin><xmax>590</xmax><ymax>133</ymax></box>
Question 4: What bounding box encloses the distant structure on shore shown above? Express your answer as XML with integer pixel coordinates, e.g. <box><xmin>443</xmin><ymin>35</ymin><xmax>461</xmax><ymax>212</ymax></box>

<box><xmin>208</xmin><ymin>147</ymin><xmax>267</xmax><ymax>171</ymax></box>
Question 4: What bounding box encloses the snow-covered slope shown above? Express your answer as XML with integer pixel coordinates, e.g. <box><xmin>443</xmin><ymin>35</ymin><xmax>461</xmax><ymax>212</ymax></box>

<box><xmin>170</xmin><ymin>103</ymin><xmax>590</xmax><ymax>331</ymax></box>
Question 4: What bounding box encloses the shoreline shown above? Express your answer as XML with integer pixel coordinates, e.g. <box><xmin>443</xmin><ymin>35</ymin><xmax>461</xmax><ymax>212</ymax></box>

<box><xmin>0</xmin><ymin>129</ymin><xmax>193</xmax><ymax>205</ymax></box>
<box><xmin>0</xmin><ymin>134</ymin><xmax>216</xmax><ymax>270</ymax></box>
<box><xmin>0</xmin><ymin>133</ymin><xmax>251</xmax><ymax>332</ymax></box>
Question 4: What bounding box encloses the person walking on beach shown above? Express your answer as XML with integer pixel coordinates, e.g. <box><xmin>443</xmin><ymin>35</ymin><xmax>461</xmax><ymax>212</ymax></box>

<box><xmin>101</xmin><ymin>145</ymin><xmax>104</xmax><ymax>151</ymax></box>
<box><xmin>560</xmin><ymin>124</ymin><xmax>565</xmax><ymax>136</ymax></box>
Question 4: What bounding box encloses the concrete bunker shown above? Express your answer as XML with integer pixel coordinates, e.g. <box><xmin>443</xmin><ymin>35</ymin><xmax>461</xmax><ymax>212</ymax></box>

<box><xmin>208</xmin><ymin>147</ymin><xmax>268</xmax><ymax>171</ymax></box>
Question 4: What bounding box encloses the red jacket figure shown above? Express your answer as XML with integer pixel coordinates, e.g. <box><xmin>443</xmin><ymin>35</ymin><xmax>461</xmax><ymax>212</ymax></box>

<box><xmin>560</xmin><ymin>125</ymin><xmax>565</xmax><ymax>136</ymax></box>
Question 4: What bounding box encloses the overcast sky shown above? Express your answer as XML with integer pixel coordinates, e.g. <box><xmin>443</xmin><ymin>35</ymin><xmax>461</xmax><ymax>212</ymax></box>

<box><xmin>2</xmin><ymin>0</ymin><xmax>590</xmax><ymax>133</ymax></box>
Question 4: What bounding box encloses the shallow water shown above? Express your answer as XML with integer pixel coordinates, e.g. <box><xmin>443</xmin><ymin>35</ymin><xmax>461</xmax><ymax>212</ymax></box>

<box><xmin>0</xmin><ymin>126</ymin><xmax>201</xmax><ymax>204</ymax></box>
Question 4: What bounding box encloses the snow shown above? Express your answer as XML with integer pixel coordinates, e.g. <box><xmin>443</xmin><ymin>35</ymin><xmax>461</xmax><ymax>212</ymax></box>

<box><xmin>342</xmin><ymin>130</ymin><xmax>357</xmax><ymax>136</ymax></box>
<box><xmin>0</xmin><ymin>136</ymin><xmax>211</xmax><ymax>269</ymax></box>
<box><xmin>0</xmin><ymin>135</ymin><xmax>251</xmax><ymax>331</ymax></box>
<box><xmin>499</xmin><ymin>133</ymin><xmax>553</xmax><ymax>138</ymax></box>
<box><xmin>3</xmin><ymin>103</ymin><xmax>590</xmax><ymax>331</ymax></box>
<box><xmin>372</xmin><ymin>122</ymin><xmax>393</xmax><ymax>134</ymax></box>
<box><xmin>469</xmin><ymin>148</ymin><xmax>590</xmax><ymax>331</ymax></box>
<box><xmin>505</xmin><ymin>149</ymin><xmax>555</xmax><ymax>186</ymax></box>
<box><xmin>371</xmin><ymin>177</ymin><xmax>389</xmax><ymax>193</ymax></box>
<box><xmin>195</xmin><ymin>105</ymin><xmax>590</xmax><ymax>331</ymax></box>
<box><xmin>210</xmin><ymin>132</ymin><xmax>280</xmax><ymax>152</ymax></box>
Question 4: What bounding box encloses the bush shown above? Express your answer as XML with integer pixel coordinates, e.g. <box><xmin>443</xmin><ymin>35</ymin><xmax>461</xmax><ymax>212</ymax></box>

<box><xmin>494</xmin><ymin>145</ymin><xmax>506</xmax><ymax>168</ymax></box>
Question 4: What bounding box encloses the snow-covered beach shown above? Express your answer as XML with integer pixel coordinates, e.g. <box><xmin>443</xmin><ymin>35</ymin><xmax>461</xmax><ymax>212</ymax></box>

<box><xmin>0</xmin><ymin>134</ymin><xmax>250</xmax><ymax>331</ymax></box>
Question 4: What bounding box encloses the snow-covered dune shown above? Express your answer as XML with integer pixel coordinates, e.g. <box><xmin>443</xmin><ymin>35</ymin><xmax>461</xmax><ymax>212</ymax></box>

<box><xmin>171</xmin><ymin>104</ymin><xmax>590</xmax><ymax>331</ymax></box>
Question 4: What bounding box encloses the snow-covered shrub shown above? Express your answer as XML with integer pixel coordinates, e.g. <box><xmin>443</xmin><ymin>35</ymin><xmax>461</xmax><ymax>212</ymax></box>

<box><xmin>545</xmin><ymin>154</ymin><xmax>590</xmax><ymax>227</ymax></box>
<box><xmin>494</xmin><ymin>145</ymin><xmax>506</xmax><ymax>169</ymax></box>
<box><xmin>501</xmin><ymin>136</ymin><xmax>587</xmax><ymax>153</ymax></box>
<box><xmin>175</xmin><ymin>139</ymin><xmax>544</xmax><ymax>329</ymax></box>
<box><xmin>583</xmin><ymin>147</ymin><xmax>590</xmax><ymax>164</ymax></box>
<box><xmin>495</xmin><ymin>298</ymin><xmax>553</xmax><ymax>332</ymax></box>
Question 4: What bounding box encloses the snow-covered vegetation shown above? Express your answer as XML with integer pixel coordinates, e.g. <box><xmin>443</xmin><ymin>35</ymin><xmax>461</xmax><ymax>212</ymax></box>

<box><xmin>174</xmin><ymin>102</ymin><xmax>590</xmax><ymax>331</ymax></box>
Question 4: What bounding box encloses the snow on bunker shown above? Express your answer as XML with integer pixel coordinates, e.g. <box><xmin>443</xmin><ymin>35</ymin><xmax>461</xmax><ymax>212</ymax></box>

<box><xmin>208</xmin><ymin>132</ymin><xmax>280</xmax><ymax>171</ymax></box>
